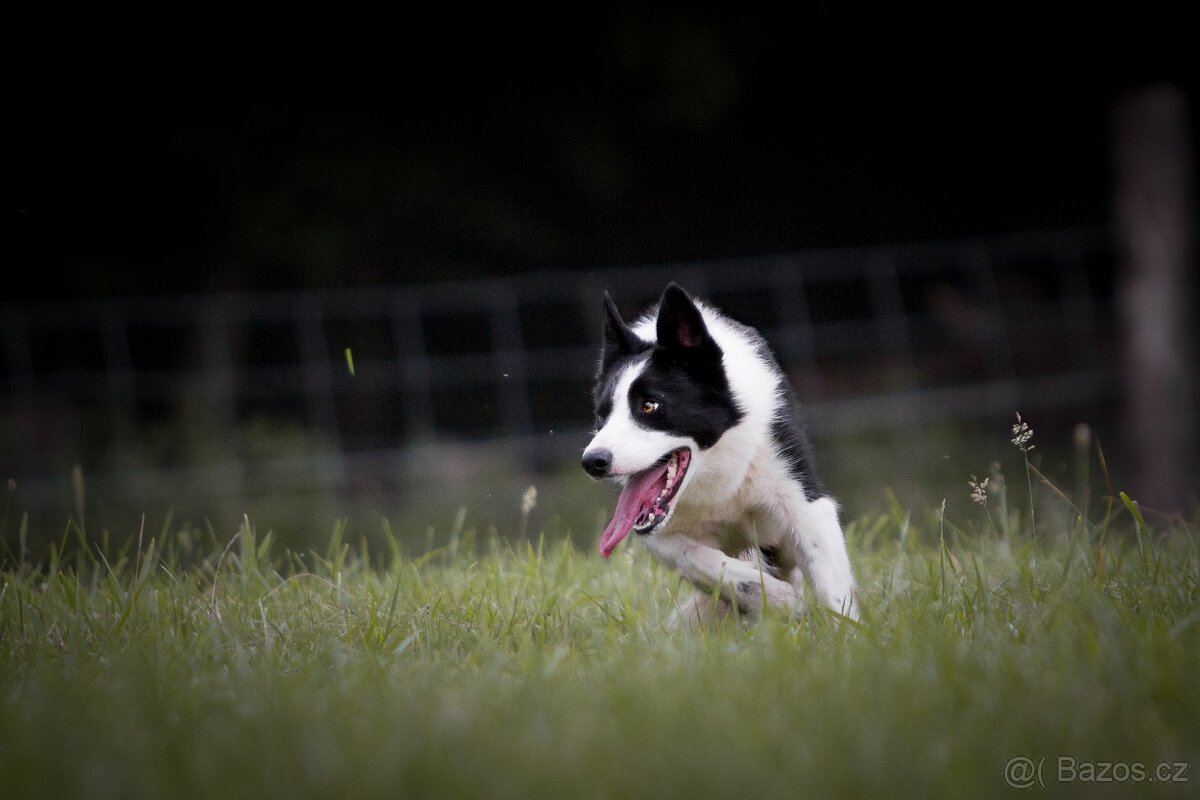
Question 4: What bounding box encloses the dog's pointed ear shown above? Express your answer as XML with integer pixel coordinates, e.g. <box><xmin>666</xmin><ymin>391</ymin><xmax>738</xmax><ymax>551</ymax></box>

<box><xmin>601</xmin><ymin>292</ymin><xmax>640</xmax><ymax>370</ymax></box>
<box><xmin>656</xmin><ymin>283</ymin><xmax>711</xmax><ymax>351</ymax></box>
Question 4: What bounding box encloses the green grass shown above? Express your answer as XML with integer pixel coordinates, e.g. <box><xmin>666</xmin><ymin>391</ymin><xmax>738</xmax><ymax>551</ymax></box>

<box><xmin>2</xmin><ymin>493</ymin><xmax>1198</xmax><ymax>799</ymax></box>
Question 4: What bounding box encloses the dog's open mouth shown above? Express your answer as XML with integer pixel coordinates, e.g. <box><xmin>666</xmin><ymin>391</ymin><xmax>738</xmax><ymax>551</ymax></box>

<box><xmin>599</xmin><ymin>448</ymin><xmax>691</xmax><ymax>558</ymax></box>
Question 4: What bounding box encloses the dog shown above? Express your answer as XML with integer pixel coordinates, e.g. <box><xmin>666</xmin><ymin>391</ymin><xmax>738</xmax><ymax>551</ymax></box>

<box><xmin>581</xmin><ymin>283</ymin><xmax>859</xmax><ymax>626</ymax></box>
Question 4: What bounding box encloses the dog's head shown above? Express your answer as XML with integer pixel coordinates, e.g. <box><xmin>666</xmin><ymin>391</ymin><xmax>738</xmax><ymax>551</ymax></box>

<box><xmin>582</xmin><ymin>283</ymin><xmax>743</xmax><ymax>557</ymax></box>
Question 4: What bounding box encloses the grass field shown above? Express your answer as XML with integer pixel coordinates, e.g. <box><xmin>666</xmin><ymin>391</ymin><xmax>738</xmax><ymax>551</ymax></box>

<box><xmin>2</xmin><ymin>466</ymin><xmax>1198</xmax><ymax>798</ymax></box>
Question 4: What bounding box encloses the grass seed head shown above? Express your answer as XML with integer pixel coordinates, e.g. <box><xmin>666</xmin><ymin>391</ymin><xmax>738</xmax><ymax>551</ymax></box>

<box><xmin>968</xmin><ymin>475</ymin><xmax>989</xmax><ymax>506</ymax></box>
<box><xmin>1011</xmin><ymin>413</ymin><xmax>1034</xmax><ymax>452</ymax></box>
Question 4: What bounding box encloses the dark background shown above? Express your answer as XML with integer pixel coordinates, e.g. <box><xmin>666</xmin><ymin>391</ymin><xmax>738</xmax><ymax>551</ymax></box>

<box><xmin>14</xmin><ymin>15</ymin><xmax>1193</xmax><ymax>300</ymax></box>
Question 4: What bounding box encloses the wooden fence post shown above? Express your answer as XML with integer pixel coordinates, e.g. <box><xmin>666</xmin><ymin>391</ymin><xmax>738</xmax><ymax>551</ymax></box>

<box><xmin>1113</xmin><ymin>83</ymin><xmax>1198</xmax><ymax>514</ymax></box>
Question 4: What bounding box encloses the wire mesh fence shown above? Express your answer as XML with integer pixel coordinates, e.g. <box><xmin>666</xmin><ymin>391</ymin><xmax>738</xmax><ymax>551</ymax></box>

<box><xmin>2</xmin><ymin>226</ymin><xmax>1118</xmax><ymax>525</ymax></box>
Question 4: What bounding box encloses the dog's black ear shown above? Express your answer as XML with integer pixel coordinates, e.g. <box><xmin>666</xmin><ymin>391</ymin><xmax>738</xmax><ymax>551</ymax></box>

<box><xmin>601</xmin><ymin>292</ymin><xmax>641</xmax><ymax>371</ymax></box>
<box><xmin>656</xmin><ymin>283</ymin><xmax>711</xmax><ymax>351</ymax></box>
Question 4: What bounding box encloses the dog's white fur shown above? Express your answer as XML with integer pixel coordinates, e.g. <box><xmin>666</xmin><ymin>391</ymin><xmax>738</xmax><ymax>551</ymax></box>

<box><xmin>586</xmin><ymin>300</ymin><xmax>859</xmax><ymax>626</ymax></box>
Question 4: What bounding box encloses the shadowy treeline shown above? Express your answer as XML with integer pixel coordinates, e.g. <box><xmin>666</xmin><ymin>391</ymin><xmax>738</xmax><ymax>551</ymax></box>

<box><xmin>15</xmin><ymin>10</ymin><xmax>1182</xmax><ymax>301</ymax></box>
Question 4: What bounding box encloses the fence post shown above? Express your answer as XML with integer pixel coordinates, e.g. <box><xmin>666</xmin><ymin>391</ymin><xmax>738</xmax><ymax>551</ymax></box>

<box><xmin>1113</xmin><ymin>84</ymin><xmax>1198</xmax><ymax>514</ymax></box>
<box><xmin>1</xmin><ymin>307</ymin><xmax>34</xmax><ymax>407</ymax></box>
<box><xmin>390</xmin><ymin>294</ymin><xmax>436</xmax><ymax>445</ymax></box>
<box><xmin>198</xmin><ymin>298</ymin><xmax>241</xmax><ymax>499</ymax></box>
<box><xmin>294</xmin><ymin>295</ymin><xmax>347</xmax><ymax>490</ymax></box>
<box><xmin>489</xmin><ymin>285</ymin><xmax>533</xmax><ymax>464</ymax></box>
<box><xmin>100</xmin><ymin>302</ymin><xmax>136</xmax><ymax>443</ymax></box>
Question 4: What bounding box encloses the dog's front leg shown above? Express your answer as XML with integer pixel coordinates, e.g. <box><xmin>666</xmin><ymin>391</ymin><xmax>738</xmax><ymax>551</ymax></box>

<box><xmin>647</xmin><ymin>535</ymin><xmax>800</xmax><ymax>617</ymax></box>
<box><xmin>771</xmin><ymin>494</ymin><xmax>859</xmax><ymax>621</ymax></box>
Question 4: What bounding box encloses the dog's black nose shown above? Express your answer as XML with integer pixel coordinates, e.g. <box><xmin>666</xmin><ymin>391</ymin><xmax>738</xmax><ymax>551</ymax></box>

<box><xmin>581</xmin><ymin>448</ymin><xmax>613</xmax><ymax>478</ymax></box>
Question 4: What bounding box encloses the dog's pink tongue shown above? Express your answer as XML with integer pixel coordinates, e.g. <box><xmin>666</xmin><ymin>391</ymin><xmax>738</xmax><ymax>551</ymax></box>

<box><xmin>599</xmin><ymin>464</ymin><xmax>668</xmax><ymax>558</ymax></box>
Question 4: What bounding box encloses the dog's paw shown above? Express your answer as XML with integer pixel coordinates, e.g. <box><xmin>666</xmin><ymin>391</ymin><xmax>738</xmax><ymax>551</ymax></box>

<box><xmin>733</xmin><ymin>578</ymin><xmax>800</xmax><ymax>617</ymax></box>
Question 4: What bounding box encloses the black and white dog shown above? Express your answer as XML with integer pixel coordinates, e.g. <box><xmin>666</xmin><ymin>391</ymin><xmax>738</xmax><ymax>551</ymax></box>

<box><xmin>582</xmin><ymin>283</ymin><xmax>859</xmax><ymax>626</ymax></box>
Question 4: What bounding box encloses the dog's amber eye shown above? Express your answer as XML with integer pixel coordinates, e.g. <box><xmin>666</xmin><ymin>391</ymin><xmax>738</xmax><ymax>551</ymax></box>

<box><xmin>641</xmin><ymin>400</ymin><xmax>660</xmax><ymax>414</ymax></box>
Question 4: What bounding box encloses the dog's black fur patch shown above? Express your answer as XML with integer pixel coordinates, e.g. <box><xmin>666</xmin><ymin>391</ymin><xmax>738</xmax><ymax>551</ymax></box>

<box><xmin>770</xmin><ymin>404</ymin><xmax>824</xmax><ymax>502</ymax></box>
<box><xmin>742</xmin><ymin>319</ymin><xmax>825</xmax><ymax>501</ymax></box>
<box><xmin>758</xmin><ymin>544</ymin><xmax>782</xmax><ymax>569</ymax></box>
